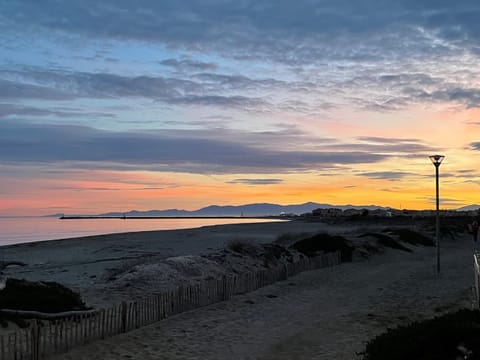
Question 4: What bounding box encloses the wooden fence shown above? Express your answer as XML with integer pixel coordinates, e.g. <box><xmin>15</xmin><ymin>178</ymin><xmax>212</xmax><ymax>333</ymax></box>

<box><xmin>474</xmin><ymin>252</ymin><xmax>480</xmax><ymax>309</ymax></box>
<box><xmin>0</xmin><ymin>251</ymin><xmax>341</xmax><ymax>360</ymax></box>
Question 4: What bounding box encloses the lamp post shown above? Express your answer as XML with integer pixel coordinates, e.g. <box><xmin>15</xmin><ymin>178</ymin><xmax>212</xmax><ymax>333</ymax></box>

<box><xmin>430</xmin><ymin>154</ymin><xmax>445</xmax><ymax>274</ymax></box>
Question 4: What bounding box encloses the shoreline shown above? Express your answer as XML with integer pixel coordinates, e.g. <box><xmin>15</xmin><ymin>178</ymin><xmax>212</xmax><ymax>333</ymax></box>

<box><xmin>0</xmin><ymin>217</ymin><xmax>289</xmax><ymax>248</ymax></box>
<box><xmin>0</xmin><ymin>219</ymin><xmax>292</xmax><ymax>250</ymax></box>
<box><xmin>59</xmin><ymin>215</ymin><xmax>285</xmax><ymax>219</ymax></box>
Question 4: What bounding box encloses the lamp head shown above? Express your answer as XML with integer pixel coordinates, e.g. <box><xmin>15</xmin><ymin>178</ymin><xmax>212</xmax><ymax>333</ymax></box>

<box><xmin>429</xmin><ymin>154</ymin><xmax>445</xmax><ymax>167</ymax></box>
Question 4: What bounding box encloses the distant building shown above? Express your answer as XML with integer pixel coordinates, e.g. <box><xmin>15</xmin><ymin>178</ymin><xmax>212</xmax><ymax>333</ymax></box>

<box><xmin>370</xmin><ymin>209</ymin><xmax>392</xmax><ymax>218</ymax></box>
<box><xmin>280</xmin><ymin>212</ymin><xmax>296</xmax><ymax>217</ymax></box>
<box><xmin>312</xmin><ymin>208</ymin><xmax>343</xmax><ymax>217</ymax></box>
<box><xmin>343</xmin><ymin>208</ymin><xmax>363</xmax><ymax>217</ymax></box>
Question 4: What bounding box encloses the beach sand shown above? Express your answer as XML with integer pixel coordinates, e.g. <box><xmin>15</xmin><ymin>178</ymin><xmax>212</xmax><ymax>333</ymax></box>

<box><xmin>1</xmin><ymin>220</ymin><xmax>338</xmax><ymax>307</ymax></box>
<box><xmin>1</xmin><ymin>219</ymin><xmax>476</xmax><ymax>359</ymax></box>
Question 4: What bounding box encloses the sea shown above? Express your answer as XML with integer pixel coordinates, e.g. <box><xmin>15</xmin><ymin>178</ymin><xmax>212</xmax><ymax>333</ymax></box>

<box><xmin>0</xmin><ymin>217</ymin><xmax>284</xmax><ymax>247</ymax></box>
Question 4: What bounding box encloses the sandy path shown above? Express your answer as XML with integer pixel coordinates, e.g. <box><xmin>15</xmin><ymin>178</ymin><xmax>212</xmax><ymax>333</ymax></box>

<box><xmin>51</xmin><ymin>237</ymin><xmax>474</xmax><ymax>360</ymax></box>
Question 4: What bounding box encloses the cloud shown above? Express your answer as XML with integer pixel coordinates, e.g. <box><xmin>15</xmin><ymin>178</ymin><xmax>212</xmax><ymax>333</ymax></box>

<box><xmin>0</xmin><ymin>120</ymin><xmax>388</xmax><ymax>174</ymax></box>
<box><xmin>429</xmin><ymin>88</ymin><xmax>480</xmax><ymax>108</ymax></box>
<box><xmin>419</xmin><ymin>196</ymin><xmax>466</xmax><ymax>206</ymax></box>
<box><xmin>0</xmin><ymin>103</ymin><xmax>116</xmax><ymax>119</ymax></box>
<box><xmin>160</xmin><ymin>58</ymin><xmax>217</xmax><ymax>71</ymax></box>
<box><xmin>356</xmin><ymin>136</ymin><xmax>421</xmax><ymax>144</ymax></box>
<box><xmin>3</xmin><ymin>0</ymin><xmax>480</xmax><ymax>65</ymax></box>
<box><xmin>325</xmin><ymin>137</ymin><xmax>438</xmax><ymax>155</ymax></box>
<box><xmin>170</xmin><ymin>94</ymin><xmax>266</xmax><ymax>109</ymax></box>
<box><xmin>0</xmin><ymin>69</ymin><xmax>274</xmax><ymax>111</ymax></box>
<box><xmin>227</xmin><ymin>178</ymin><xmax>283</xmax><ymax>185</ymax></box>
<box><xmin>0</xmin><ymin>104</ymin><xmax>57</xmax><ymax>118</ymax></box>
<box><xmin>2</xmin><ymin>1</ymin><xmax>480</xmax><ymax>131</ymax></box>
<box><xmin>357</xmin><ymin>171</ymin><xmax>412</xmax><ymax>181</ymax></box>
<box><xmin>456</xmin><ymin>169</ymin><xmax>480</xmax><ymax>179</ymax></box>
<box><xmin>0</xmin><ymin>79</ymin><xmax>72</xmax><ymax>101</ymax></box>
<box><xmin>45</xmin><ymin>186</ymin><xmax>167</xmax><ymax>192</ymax></box>
<box><xmin>469</xmin><ymin>142</ymin><xmax>480</xmax><ymax>151</ymax></box>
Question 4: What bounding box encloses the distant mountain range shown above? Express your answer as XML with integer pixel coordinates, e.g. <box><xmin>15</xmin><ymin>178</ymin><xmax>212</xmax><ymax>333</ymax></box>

<box><xmin>50</xmin><ymin>202</ymin><xmax>390</xmax><ymax>217</ymax></box>
<box><xmin>457</xmin><ymin>204</ymin><xmax>480</xmax><ymax>211</ymax></box>
<box><xmin>46</xmin><ymin>202</ymin><xmax>480</xmax><ymax>217</ymax></box>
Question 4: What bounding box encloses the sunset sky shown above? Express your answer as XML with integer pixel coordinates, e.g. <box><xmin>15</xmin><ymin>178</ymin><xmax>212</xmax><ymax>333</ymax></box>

<box><xmin>2</xmin><ymin>0</ymin><xmax>480</xmax><ymax>215</ymax></box>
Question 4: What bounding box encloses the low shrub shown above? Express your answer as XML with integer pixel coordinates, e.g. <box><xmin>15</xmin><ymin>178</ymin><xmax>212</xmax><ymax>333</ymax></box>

<box><xmin>291</xmin><ymin>233</ymin><xmax>353</xmax><ymax>261</ymax></box>
<box><xmin>361</xmin><ymin>309</ymin><xmax>480</xmax><ymax>360</ymax></box>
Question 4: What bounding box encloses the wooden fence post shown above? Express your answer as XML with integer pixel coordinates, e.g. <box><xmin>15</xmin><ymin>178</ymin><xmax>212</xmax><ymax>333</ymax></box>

<box><xmin>31</xmin><ymin>319</ymin><xmax>39</xmax><ymax>360</ymax></box>
<box><xmin>121</xmin><ymin>301</ymin><xmax>127</xmax><ymax>333</ymax></box>
<box><xmin>1</xmin><ymin>335</ymin><xmax>5</xmax><ymax>360</ymax></box>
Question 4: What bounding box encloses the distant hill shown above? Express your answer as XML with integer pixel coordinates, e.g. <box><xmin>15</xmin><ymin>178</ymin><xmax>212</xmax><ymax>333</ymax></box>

<box><xmin>93</xmin><ymin>202</ymin><xmax>387</xmax><ymax>217</ymax></box>
<box><xmin>100</xmin><ymin>209</ymin><xmax>191</xmax><ymax>217</ymax></box>
<box><xmin>457</xmin><ymin>204</ymin><xmax>480</xmax><ymax>211</ymax></box>
<box><xmin>42</xmin><ymin>213</ymin><xmax>66</xmax><ymax>218</ymax></box>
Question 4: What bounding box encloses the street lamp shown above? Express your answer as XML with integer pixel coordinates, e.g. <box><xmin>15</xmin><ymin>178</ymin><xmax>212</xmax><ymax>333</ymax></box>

<box><xmin>430</xmin><ymin>154</ymin><xmax>445</xmax><ymax>274</ymax></box>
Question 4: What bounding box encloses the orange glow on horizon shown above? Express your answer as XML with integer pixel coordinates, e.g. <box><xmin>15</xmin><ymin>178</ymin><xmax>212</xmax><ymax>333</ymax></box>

<box><xmin>3</xmin><ymin>105</ymin><xmax>480</xmax><ymax>216</ymax></box>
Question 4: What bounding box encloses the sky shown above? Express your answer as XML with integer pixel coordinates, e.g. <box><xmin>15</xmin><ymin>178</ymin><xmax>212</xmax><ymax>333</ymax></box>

<box><xmin>2</xmin><ymin>0</ymin><xmax>480</xmax><ymax>215</ymax></box>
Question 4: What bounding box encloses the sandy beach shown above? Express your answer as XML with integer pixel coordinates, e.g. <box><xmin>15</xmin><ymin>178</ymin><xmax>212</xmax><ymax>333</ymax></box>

<box><xmin>1</xmin><ymin>220</ymin><xmax>344</xmax><ymax>306</ymax></box>
<box><xmin>1</xmin><ymin>218</ymin><xmax>476</xmax><ymax>359</ymax></box>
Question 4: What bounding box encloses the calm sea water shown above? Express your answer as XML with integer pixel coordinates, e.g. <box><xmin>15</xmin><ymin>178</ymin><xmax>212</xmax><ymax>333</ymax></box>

<box><xmin>0</xmin><ymin>217</ymin><xmax>283</xmax><ymax>246</ymax></box>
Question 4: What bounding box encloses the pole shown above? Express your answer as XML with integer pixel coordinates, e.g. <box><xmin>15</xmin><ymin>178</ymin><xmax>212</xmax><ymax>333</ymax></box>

<box><xmin>435</xmin><ymin>164</ymin><xmax>440</xmax><ymax>274</ymax></box>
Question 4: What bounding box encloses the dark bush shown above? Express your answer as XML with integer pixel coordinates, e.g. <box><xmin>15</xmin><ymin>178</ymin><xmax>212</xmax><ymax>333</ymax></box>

<box><xmin>291</xmin><ymin>233</ymin><xmax>353</xmax><ymax>261</ymax></box>
<box><xmin>359</xmin><ymin>233</ymin><xmax>412</xmax><ymax>253</ymax></box>
<box><xmin>362</xmin><ymin>309</ymin><xmax>480</xmax><ymax>360</ymax></box>
<box><xmin>0</xmin><ymin>278</ymin><xmax>88</xmax><ymax>313</ymax></box>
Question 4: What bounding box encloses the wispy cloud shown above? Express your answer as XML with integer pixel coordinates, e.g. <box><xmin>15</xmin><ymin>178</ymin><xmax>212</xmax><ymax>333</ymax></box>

<box><xmin>0</xmin><ymin>79</ymin><xmax>72</xmax><ymax>100</ymax></box>
<box><xmin>3</xmin><ymin>1</ymin><xmax>480</xmax><ymax>62</ymax></box>
<box><xmin>227</xmin><ymin>178</ymin><xmax>283</xmax><ymax>185</ymax></box>
<box><xmin>159</xmin><ymin>58</ymin><xmax>217</xmax><ymax>71</ymax></box>
<box><xmin>357</xmin><ymin>171</ymin><xmax>412</xmax><ymax>181</ymax></box>
<box><xmin>419</xmin><ymin>196</ymin><xmax>466</xmax><ymax>206</ymax></box>
<box><xmin>0</xmin><ymin>103</ymin><xmax>116</xmax><ymax>120</ymax></box>
<box><xmin>0</xmin><ymin>120</ymin><xmax>388</xmax><ymax>174</ymax></box>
